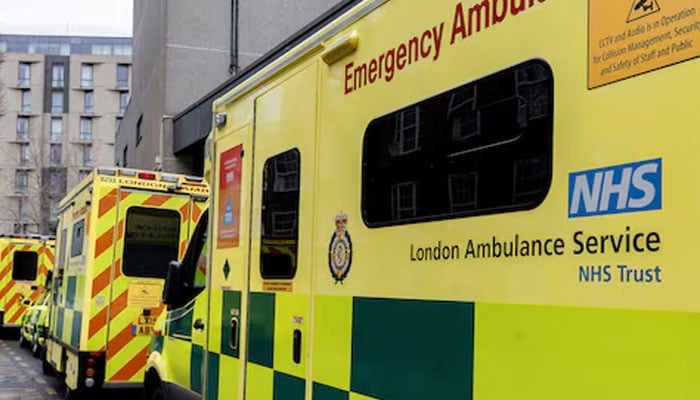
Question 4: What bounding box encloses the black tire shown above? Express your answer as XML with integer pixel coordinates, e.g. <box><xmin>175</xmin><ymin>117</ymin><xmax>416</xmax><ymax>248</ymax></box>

<box><xmin>64</xmin><ymin>387</ymin><xmax>83</xmax><ymax>400</ymax></box>
<box><xmin>145</xmin><ymin>370</ymin><xmax>168</xmax><ymax>400</ymax></box>
<box><xmin>40</xmin><ymin>347</ymin><xmax>54</xmax><ymax>376</ymax></box>
<box><xmin>151</xmin><ymin>383</ymin><xmax>167</xmax><ymax>400</ymax></box>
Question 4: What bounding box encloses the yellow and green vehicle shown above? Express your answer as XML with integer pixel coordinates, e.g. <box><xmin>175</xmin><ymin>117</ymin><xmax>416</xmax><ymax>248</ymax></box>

<box><xmin>0</xmin><ymin>235</ymin><xmax>54</xmax><ymax>332</ymax></box>
<box><xmin>45</xmin><ymin>168</ymin><xmax>208</xmax><ymax>398</ymax></box>
<box><xmin>19</xmin><ymin>285</ymin><xmax>51</xmax><ymax>357</ymax></box>
<box><xmin>148</xmin><ymin>0</ymin><xmax>700</xmax><ymax>399</ymax></box>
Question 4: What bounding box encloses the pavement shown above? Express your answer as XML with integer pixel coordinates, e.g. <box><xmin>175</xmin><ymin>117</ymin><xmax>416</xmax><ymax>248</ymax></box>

<box><xmin>0</xmin><ymin>332</ymin><xmax>142</xmax><ymax>400</ymax></box>
<box><xmin>0</xmin><ymin>331</ymin><xmax>62</xmax><ymax>400</ymax></box>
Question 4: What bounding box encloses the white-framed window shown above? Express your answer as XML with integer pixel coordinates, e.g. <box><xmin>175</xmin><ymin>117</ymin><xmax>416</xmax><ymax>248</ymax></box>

<box><xmin>84</xmin><ymin>90</ymin><xmax>94</xmax><ymax>113</ymax></box>
<box><xmin>393</xmin><ymin>107</ymin><xmax>421</xmax><ymax>155</ymax></box>
<box><xmin>51</xmin><ymin>91</ymin><xmax>64</xmax><ymax>114</ymax></box>
<box><xmin>19</xmin><ymin>144</ymin><xmax>30</xmax><ymax>166</ymax></box>
<box><xmin>52</xmin><ymin>64</ymin><xmax>65</xmax><ymax>88</ymax></box>
<box><xmin>81</xmin><ymin>64</ymin><xmax>93</xmax><ymax>87</ymax></box>
<box><xmin>391</xmin><ymin>181</ymin><xmax>418</xmax><ymax>220</ymax></box>
<box><xmin>273</xmin><ymin>151</ymin><xmax>299</xmax><ymax>192</ymax></box>
<box><xmin>271</xmin><ymin>211</ymin><xmax>297</xmax><ymax>237</ymax></box>
<box><xmin>83</xmin><ymin>144</ymin><xmax>93</xmax><ymax>166</ymax></box>
<box><xmin>18</xmin><ymin>62</ymin><xmax>31</xmax><ymax>85</ymax></box>
<box><xmin>16</xmin><ymin>117</ymin><xmax>29</xmax><ymax>141</ymax></box>
<box><xmin>50</xmin><ymin>117</ymin><xmax>63</xmax><ymax>141</ymax></box>
<box><xmin>15</xmin><ymin>170</ymin><xmax>29</xmax><ymax>191</ymax></box>
<box><xmin>21</xmin><ymin>90</ymin><xmax>31</xmax><ymax>113</ymax></box>
<box><xmin>80</xmin><ymin>118</ymin><xmax>92</xmax><ymax>141</ymax></box>
<box><xmin>448</xmin><ymin>173</ymin><xmax>478</xmax><ymax>212</ymax></box>
<box><xmin>119</xmin><ymin>92</ymin><xmax>130</xmax><ymax>114</ymax></box>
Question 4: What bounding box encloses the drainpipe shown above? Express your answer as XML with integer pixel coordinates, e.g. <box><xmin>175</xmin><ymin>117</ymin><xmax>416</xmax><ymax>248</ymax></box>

<box><xmin>158</xmin><ymin>115</ymin><xmax>174</xmax><ymax>171</ymax></box>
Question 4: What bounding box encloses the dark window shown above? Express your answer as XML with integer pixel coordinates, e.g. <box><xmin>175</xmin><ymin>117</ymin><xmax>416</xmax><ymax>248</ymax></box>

<box><xmin>123</xmin><ymin>207</ymin><xmax>181</xmax><ymax>278</ymax></box>
<box><xmin>122</xmin><ymin>146</ymin><xmax>128</xmax><ymax>167</ymax></box>
<box><xmin>70</xmin><ymin>219</ymin><xmax>85</xmax><ymax>257</ymax></box>
<box><xmin>116</xmin><ymin>64</ymin><xmax>129</xmax><ymax>87</ymax></box>
<box><xmin>50</xmin><ymin>143</ymin><xmax>62</xmax><ymax>165</ymax></box>
<box><xmin>180</xmin><ymin>210</ymin><xmax>209</xmax><ymax>297</ymax></box>
<box><xmin>362</xmin><ymin>59</ymin><xmax>553</xmax><ymax>227</ymax></box>
<box><xmin>260</xmin><ymin>149</ymin><xmax>300</xmax><ymax>279</ymax></box>
<box><xmin>57</xmin><ymin>228</ymin><xmax>67</xmax><ymax>272</ymax></box>
<box><xmin>12</xmin><ymin>251</ymin><xmax>37</xmax><ymax>281</ymax></box>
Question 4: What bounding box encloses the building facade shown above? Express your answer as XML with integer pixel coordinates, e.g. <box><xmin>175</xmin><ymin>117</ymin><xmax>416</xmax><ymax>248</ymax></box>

<box><xmin>115</xmin><ymin>0</ymin><xmax>340</xmax><ymax>175</ymax></box>
<box><xmin>0</xmin><ymin>35</ymin><xmax>132</xmax><ymax>235</ymax></box>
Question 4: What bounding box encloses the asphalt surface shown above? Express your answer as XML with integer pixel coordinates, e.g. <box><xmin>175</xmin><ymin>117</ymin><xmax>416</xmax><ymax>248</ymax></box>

<box><xmin>0</xmin><ymin>331</ymin><xmax>62</xmax><ymax>400</ymax></box>
<box><xmin>0</xmin><ymin>330</ymin><xmax>143</xmax><ymax>400</ymax></box>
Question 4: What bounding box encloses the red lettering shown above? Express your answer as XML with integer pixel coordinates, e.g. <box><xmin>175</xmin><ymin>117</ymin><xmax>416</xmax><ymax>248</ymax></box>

<box><xmin>468</xmin><ymin>0</ymin><xmax>490</xmax><ymax>35</ymax></box>
<box><xmin>407</xmin><ymin>37</ymin><xmax>419</xmax><ymax>64</ymax></box>
<box><xmin>510</xmin><ymin>0</ymin><xmax>526</xmax><ymax>15</ymax></box>
<box><xmin>354</xmin><ymin>63</ymin><xmax>368</xmax><ymax>89</ymax></box>
<box><xmin>493</xmin><ymin>0</ymin><xmax>508</xmax><ymax>24</ymax></box>
<box><xmin>385</xmin><ymin>49</ymin><xmax>396</xmax><ymax>82</ymax></box>
<box><xmin>344</xmin><ymin>62</ymin><xmax>354</xmax><ymax>94</ymax></box>
<box><xmin>377</xmin><ymin>53</ymin><xmax>385</xmax><ymax>80</ymax></box>
<box><xmin>421</xmin><ymin>30</ymin><xmax>432</xmax><ymax>58</ymax></box>
<box><xmin>450</xmin><ymin>3</ymin><xmax>466</xmax><ymax>45</ymax></box>
<box><xmin>369</xmin><ymin>59</ymin><xmax>378</xmax><ymax>83</ymax></box>
<box><xmin>396</xmin><ymin>44</ymin><xmax>407</xmax><ymax>69</ymax></box>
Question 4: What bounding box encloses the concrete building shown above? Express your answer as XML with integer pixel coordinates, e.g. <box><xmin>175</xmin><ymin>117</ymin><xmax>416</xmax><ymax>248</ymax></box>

<box><xmin>116</xmin><ymin>0</ymin><xmax>341</xmax><ymax>175</ymax></box>
<box><xmin>0</xmin><ymin>34</ymin><xmax>132</xmax><ymax>234</ymax></box>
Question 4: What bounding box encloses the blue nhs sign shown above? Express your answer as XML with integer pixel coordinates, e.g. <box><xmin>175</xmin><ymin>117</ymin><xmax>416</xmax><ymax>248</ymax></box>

<box><xmin>568</xmin><ymin>158</ymin><xmax>662</xmax><ymax>218</ymax></box>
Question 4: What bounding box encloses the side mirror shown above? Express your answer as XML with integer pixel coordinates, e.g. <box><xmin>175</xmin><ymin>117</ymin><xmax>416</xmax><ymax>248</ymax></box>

<box><xmin>163</xmin><ymin>260</ymin><xmax>184</xmax><ymax>307</ymax></box>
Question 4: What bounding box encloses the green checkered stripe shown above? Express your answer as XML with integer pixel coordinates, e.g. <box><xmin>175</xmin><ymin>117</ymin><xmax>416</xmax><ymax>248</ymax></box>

<box><xmin>54</xmin><ymin>276</ymin><xmax>82</xmax><ymax>348</ymax></box>
<box><xmin>201</xmin><ymin>292</ymin><xmax>475</xmax><ymax>400</ymax></box>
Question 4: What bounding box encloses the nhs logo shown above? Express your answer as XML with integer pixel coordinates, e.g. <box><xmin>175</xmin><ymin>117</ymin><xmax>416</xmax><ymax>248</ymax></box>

<box><xmin>569</xmin><ymin>158</ymin><xmax>662</xmax><ymax>218</ymax></box>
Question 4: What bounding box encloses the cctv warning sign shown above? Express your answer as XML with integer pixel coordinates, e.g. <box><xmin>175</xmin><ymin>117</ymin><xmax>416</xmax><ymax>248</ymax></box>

<box><xmin>589</xmin><ymin>0</ymin><xmax>700</xmax><ymax>88</ymax></box>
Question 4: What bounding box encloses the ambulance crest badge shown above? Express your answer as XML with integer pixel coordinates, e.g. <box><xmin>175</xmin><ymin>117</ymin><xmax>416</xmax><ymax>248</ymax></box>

<box><xmin>328</xmin><ymin>212</ymin><xmax>352</xmax><ymax>283</ymax></box>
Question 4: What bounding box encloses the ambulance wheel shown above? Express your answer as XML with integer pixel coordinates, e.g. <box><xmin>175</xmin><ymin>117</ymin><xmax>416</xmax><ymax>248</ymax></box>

<box><xmin>150</xmin><ymin>383</ymin><xmax>167</xmax><ymax>400</ymax></box>
<box><xmin>41</xmin><ymin>356</ymin><xmax>54</xmax><ymax>376</ymax></box>
<box><xmin>145</xmin><ymin>370</ymin><xmax>168</xmax><ymax>400</ymax></box>
<box><xmin>64</xmin><ymin>387</ymin><xmax>83</xmax><ymax>400</ymax></box>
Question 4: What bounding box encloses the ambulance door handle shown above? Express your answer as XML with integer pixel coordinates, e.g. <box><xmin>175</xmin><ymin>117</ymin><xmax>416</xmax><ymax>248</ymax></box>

<box><xmin>292</xmin><ymin>329</ymin><xmax>302</xmax><ymax>364</ymax></box>
<box><xmin>193</xmin><ymin>318</ymin><xmax>205</xmax><ymax>331</ymax></box>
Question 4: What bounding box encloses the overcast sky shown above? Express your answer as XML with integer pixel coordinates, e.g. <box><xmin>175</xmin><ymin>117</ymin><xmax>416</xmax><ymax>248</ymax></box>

<box><xmin>0</xmin><ymin>0</ymin><xmax>133</xmax><ymax>36</ymax></box>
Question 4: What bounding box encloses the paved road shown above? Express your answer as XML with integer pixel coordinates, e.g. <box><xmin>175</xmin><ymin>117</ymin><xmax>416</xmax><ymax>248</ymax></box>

<box><xmin>0</xmin><ymin>334</ymin><xmax>62</xmax><ymax>400</ymax></box>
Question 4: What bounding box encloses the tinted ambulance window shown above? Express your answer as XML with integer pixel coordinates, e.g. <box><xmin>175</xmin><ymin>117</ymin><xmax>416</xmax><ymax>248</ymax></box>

<box><xmin>362</xmin><ymin>59</ymin><xmax>553</xmax><ymax>226</ymax></box>
<box><xmin>70</xmin><ymin>219</ymin><xmax>85</xmax><ymax>257</ymax></box>
<box><xmin>12</xmin><ymin>251</ymin><xmax>38</xmax><ymax>281</ymax></box>
<box><xmin>260</xmin><ymin>149</ymin><xmax>300</xmax><ymax>279</ymax></box>
<box><xmin>122</xmin><ymin>207</ymin><xmax>181</xmax><ymax>279</ymax></box>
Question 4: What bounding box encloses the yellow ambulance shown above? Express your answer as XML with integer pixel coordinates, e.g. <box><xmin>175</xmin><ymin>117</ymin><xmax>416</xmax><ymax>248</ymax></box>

<box><xmin>0</xmin><ymin>234</ymin><xmax>54</xmax><ymax>332</ymax></box>
<box><xmin>149</xmin><ymin>0</ymin><xmax>700</xmax><ymax>399</ymax></box>
<box><xmin>45</xmin><ymin>167</ymin><xmax>208</xmax><ymax>398</ymax></box>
